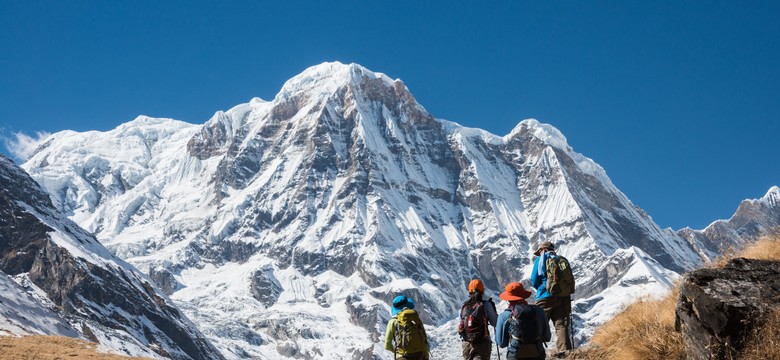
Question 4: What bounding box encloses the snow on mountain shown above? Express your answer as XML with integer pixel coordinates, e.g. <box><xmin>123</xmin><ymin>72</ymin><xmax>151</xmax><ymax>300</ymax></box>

<box><xmin>0</xmin><ymin>272</ymin><xmax>79</xmax><ymax>337</ymax></box>
<box><xmin>678</xmin><ymin>186</ymin><xmax>780</xmax><ymax>261</ymax></box>
<box><xmin>18</xmin><ymin>62</ymin><xmax>778</xmax><ymax>359</ymax></box>
<box><xmin>0</xmin><ymin>154</ymin><xmax>224</xmax><ymax>360</ymax></box>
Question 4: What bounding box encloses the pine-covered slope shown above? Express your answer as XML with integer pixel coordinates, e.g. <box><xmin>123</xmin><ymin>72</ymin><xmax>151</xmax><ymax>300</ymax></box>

<box><xmin>19</xmin><ymin>62</ymin><xmax>778</xmax><ymax>359</ymax></box>
<box><xmin>0</xmin><ymin>155</ymin><xmax>224</xmax><ymax>360</ymax></box>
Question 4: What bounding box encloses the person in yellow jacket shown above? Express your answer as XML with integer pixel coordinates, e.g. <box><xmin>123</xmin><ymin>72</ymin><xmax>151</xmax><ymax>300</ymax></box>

<box><xmin>384</xmin><ymin>295</ymin><xmax>430</xmax><ymax>360</ymax></box>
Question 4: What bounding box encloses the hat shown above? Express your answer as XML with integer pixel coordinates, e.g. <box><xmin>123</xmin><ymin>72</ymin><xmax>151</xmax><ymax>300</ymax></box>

<box><xmin>468</xmin><ymin>279</ymin><xmax>485</xmax><ymax>293</ymax></box>
<box><xmin>499</xmin><ymin>282</ymin><xmax>532</xmax><ymax>301</ymax></box>
<box><xmin>391</xmin><ymin>295</ymin><xmax>415</xmax><ymax>316</ymax></box>
<box><xmin>533</xmin><ymin>241</ymin><xmax>555</xmax><ymax>256</ymax></box>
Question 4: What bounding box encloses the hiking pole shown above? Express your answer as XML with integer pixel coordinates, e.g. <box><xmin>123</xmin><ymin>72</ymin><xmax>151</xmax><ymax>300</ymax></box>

<box><xmin>493</xmin><ymin>326</ymin><xmax>501</xmax><ymax>360</ymax></box>
<box><xmin>566</xmin><ymin>296</ymin><xmax>575</xmax><ymax>351</ymax></box>
<box><xmin>568</xmin><ymin>304</ymin><xmax>576</xmax><ymax>350</ymax></box>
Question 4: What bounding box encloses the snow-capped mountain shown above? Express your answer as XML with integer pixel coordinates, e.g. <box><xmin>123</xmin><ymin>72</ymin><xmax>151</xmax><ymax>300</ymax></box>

<box><xmin>18</xmin><ymin>62</ymin><xmax>779</xmax><ymax>359</ymax></box>
<box><xmin>0</xmin><ymin>155</ymin><xmax>224</xmax><ymax>360</ymax></box>
<box><xmin>678</xmin><ymin>186</ymin><xmax>780</xmax><ymax>259</ymax></box>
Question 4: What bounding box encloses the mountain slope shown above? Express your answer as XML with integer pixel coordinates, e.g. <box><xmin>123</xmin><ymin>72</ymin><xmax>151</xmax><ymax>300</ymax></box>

<box><xmin>19</xmin><ymin>62</ymin><xmax>777</xmax><ymax>359</ymax></box>
<box><xmin>0</xmin><ymin>155</ymin><xmax>224</xmax><ymax>360</ymax></box>
<box><xmin>679</xmin><ymin>186</ymin><xmax>780</xmax><ymax>259</ymax></box>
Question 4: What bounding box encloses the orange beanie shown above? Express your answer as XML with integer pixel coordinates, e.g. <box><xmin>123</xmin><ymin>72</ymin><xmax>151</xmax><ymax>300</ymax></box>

<box><xmin>468</xmin><ymin>279</ymin><xmax>485</xmax><ymax>293</ymax></box>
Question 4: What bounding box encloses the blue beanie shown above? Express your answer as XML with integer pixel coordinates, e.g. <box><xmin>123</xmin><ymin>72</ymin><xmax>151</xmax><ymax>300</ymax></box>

<box><xmin>391</xmin><ymin>295</ymin><xmax>415</xmax><ymax>316</ymax></box>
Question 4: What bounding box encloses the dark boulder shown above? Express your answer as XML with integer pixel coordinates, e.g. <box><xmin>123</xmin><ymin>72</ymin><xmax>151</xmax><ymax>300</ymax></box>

<box><xmin>675</xmin><ymin>258</ymin><xmax>780</xmax><ymax>360</ymax></box>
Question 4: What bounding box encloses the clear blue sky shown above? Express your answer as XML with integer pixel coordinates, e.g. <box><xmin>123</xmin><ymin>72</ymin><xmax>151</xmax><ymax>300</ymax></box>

<box><xmin>1</xmin><ymin>1</ymin><xmax>778</xmax><ymax>230</ymax></box>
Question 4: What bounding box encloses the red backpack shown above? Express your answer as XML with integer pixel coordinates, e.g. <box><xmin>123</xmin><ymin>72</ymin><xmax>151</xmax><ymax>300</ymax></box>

<box><xmin>459</xmin><ymin>300</ymin><xmax>488</xmax><ymax>342</ymax></box>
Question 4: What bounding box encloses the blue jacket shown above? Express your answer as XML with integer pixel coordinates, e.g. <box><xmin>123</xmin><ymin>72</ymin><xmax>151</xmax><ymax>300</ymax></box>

<box><xmin>495</xmin><ymin>304</ymin><xmax>551</xmax><ymax>348</ymax></box>
<box><xmin>530</xmin><ymin>252</ymin><xmax>554</xmax><ymax>300</ymax></box>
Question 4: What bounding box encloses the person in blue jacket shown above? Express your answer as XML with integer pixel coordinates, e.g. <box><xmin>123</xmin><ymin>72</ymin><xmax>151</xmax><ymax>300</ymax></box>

<box><xmin>495</xmin><ymin>282</ymin><xmax>550</xmax><ymax>359</ymax></box>
<box><xmin>530</xmin><ymin>241</ymin><xmax>573</xmax><ymax>357</ymax></box>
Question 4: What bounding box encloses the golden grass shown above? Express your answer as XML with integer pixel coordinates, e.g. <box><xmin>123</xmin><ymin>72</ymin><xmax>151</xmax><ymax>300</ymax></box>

<box><xmin>587</xmin><ymin>288</ymin><xmax>685</xmax><ymax>360</ymax></box>
<box><xmin>738</xmin><ymin>234</ymin><xmax>780</xmax><ymax>261</ymax></box>
<box><xmin>0</xmin><ymin>335</ymin><xmax>152</xmax><ymax>360</ymax></box>
<box><xmin>741</xmin><ymin>306</ymin><xmax>780</xmax><ymax>360</ymax></box>
<box><xmin>737</xmin><ymin>233</ymin><xmax>780</xmax><ymax>360</ymax></box>
<box><xmin>580</xmin><ymin>233</ymin><xmax>780</xmax><ymax>360</ymax></box>
<box><xmin>710</xmin><ymin>231</ymin><xmax>780</xmax><ymax>267</ymax></box>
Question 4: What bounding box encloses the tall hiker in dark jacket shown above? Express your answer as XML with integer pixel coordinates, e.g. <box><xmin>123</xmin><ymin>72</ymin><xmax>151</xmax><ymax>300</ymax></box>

<box><xmin>530</xmin><ymin>241</ymin><xmax>575</xmax><ymax>357</ymax></box>
<box><xmin>495</xmin><ymin>282</ymin><xmax>551</xmax><ymax>360</ymax></box>
<box><xmin>459</xmin><ymin>279</ymin><xmax>498</xmax><ymax>360</ymax></box>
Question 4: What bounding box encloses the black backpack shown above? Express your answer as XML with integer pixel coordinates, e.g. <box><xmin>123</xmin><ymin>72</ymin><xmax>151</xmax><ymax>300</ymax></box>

<box><xmin>507</xmin><ymin>304</ymin><xmax>543</xmax><ymax>359</ymax></box>
<box><xmin>459</xmin><ymin>300</ymin><xmax>488</xmax><ymax>342</ymax></box>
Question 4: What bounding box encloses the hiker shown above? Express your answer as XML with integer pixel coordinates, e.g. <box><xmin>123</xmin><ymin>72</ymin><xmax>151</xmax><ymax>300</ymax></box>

<box><xmin>384</xmin><ymin>295</ymin><xmax>430</xmax><ymax>360</ymax></box>
<box><xmin>495</xmin><ymin>282</ymin><xmax>551</xmax><ymax>360</ymax></box>
<box><xmin>530</xmin><ymin>241</ymin><xmax>575</xmax><ymax>357</ymax></box>
<box><xmin>458</xmin><ymin>279</ymin><xmax>498</xmax><ymax>360</ymax></box>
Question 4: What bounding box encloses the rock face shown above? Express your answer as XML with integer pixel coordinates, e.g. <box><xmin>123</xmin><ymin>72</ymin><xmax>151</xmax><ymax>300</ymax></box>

<box><xmin>0</xmin><ymin>155</ymin><xmax>225</xmax><ymax>360</ymax></box>
<box><xmin>675</xmin><ymin>258</ymin><xmax>780</xmax><ymax>360</ymax></box>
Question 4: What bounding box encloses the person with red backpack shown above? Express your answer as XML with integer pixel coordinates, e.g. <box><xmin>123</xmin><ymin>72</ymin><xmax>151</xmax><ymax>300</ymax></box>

<box><xmin>458</xmin><ymin>279</ymin><xmax>498</xmax><ymax>360</ymax></box>
<box><xmin>384</xmin><ymin>295</ymin><xmax>430</xmax><ymax>360</ymax></box>
<box><xmin>495</xmin><ymin>282</ymin><xmax>551</xmax><ymax>360</ymax></box>
<box><xmin>530</xmin><ymin>241</ymin><xmax>575</xmax><ymax>358</ymax></box>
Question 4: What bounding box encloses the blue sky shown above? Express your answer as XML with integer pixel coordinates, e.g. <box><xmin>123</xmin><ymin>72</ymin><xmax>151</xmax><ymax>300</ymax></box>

<box><xmin>1</xmin><ymin>1</ymin><xmax>778</xmax><ymax>229</ymax></box>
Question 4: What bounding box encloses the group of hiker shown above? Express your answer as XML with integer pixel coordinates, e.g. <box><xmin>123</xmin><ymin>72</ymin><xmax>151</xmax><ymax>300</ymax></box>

<box><xmin>384</xmin><ymin>241</ymin><xmax>576</xmax><ymax>360</ymax></box>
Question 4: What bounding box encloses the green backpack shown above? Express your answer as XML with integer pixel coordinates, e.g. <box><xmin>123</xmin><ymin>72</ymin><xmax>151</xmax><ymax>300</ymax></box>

<box><xmin>394</xmin><ymin>309</ymin><xmax>428</xmax><ymax>355</ymax></box>
<box><xmin>545</xmin><ymin>255</ymin><xmax>575</xmax><ymax>297</ymax></box>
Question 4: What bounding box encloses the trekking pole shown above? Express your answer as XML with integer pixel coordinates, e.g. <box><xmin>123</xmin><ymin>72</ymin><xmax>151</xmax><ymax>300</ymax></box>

<box><xmin>493</xmin><ymin>326</ymin><xmax>501</xmax><ymax>360</ymax></box>
<box><xmin>565</xmin><ymin>296</ymin><xmax>574</xmax><ymax>351</ymax></box>
<box><xmin>568</xmin><ymin>303</ymin><xmax>576</xmax><ymax>350</ymax></box>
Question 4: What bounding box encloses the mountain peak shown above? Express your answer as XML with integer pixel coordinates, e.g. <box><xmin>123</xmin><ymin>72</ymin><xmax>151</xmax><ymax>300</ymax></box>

<box><xmin>276</xmin><ymin>62</ymin><xmax>398</xmax><ymax>101</ymax></box>
<box><xmin>761</xmin><ymin>186</ymin><xmax>780</xmax><ymax>206</ymax></box>
<box><xmin>507</xmin><ymin>119</ymin><xmax>571</xmax><ymax>150</ymax></box>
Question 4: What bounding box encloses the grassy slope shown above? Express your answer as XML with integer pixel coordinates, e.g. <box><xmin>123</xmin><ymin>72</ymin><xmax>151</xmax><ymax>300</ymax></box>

<box><xmin>0</xmin><ymin>335</ymin><xmax>153</xmax><ymax>360</ymax></box>
<box><xmin>580</xmin><ymin>234</ymin><xmax>780</xmax><ymax>360</ymax></box>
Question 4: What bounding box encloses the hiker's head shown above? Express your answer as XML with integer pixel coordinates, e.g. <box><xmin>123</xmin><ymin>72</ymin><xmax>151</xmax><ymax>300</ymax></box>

<box><xmin>391</xmin><ymin>295</ymin><xmax>415</xmax><ymax>315</ymax></box>
<box><xmin>499</xmin><ymin>282</ymin><xmax>532</xmax><ymax>302</ymax></box>
<box><xmin>533</xmin><ymin>241</ymin><xmax>555</xmax><ymax>256</ymax></box>
<box><xmin>468</xmin><ymin>279</ymin><xmax>485</xmax><ymax>294</ymax></box>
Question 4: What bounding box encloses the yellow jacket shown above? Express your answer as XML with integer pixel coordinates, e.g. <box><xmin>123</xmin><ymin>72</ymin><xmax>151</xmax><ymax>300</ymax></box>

<box><xmin>384</xmin><ymin>317</ymin><xmax>430</xmax><ymax>359</ymax></box>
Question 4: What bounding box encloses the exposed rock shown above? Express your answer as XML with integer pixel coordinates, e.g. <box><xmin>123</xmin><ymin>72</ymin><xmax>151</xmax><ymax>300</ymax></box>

<box><xmin>249</xmin><ymin>267</ymin><xmax>283</xmax><ymax>307</ymax></box>
<box><xmin>345</xmin><ymin>294</ymin><xmax>384</xmax><ymax>341</ymax></box>
<box><xmin>0</xmin><ymin>155</ymin><xmax>225</xmax><ymax>360</ymax></box>
<box><xmin>187</xmin><ymin>115</ymin><xmax>229</xmax><ymax>159</ymax></box>
<box><xmin>148</xmin><ymin>266</ymin><xmax>182</xmax><ymax>295</ymax></box>
<box><xmin>675</xmin><ymin>258</ymin><xmax>780</xmax><ymax>360</ymax></box>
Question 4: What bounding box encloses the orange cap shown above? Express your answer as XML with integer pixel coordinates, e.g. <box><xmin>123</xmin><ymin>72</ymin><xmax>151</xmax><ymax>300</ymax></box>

<box><xmin>468</xmin><ymin>279</ymin><xmax>485</xmax><ymax>293</ymax></box>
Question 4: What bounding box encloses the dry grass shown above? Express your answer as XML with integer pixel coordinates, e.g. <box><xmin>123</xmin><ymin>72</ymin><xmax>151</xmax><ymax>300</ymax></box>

<box><xmin>587</xmin><ymin>288</ymin><xmax>685</xmax><ymax>360</ymax></box>
<box><xmin>0</xmin><ymin>335</ymin><xmax>152</xmax><ymax>360</ymax></box>
<box><xmin>710</xmin><ymin>231</ymin><xmax>780</xmax><ymax>267</ymax></box>
<box><xmin>741</xmin><ymin>306</ymin><xmax>780</xmax><ymax>360</ymax></box>
<box><xmin>738</xmin><ymin>233</ymin><xmax>780</xmax><ymax>360</ymax></box>
<box><xmin>738</xmin><ymin>234</ymin><xmax>780</xmax><ymax>261</ymax></box>
<box><xmin>579</xmin><ymin>233</ymin><xmax>780</xmax><ymax>360</ymax></box>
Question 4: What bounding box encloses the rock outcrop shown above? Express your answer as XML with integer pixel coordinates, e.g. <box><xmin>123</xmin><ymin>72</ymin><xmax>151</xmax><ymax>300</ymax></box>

<box><xmin>0</xmin><ymin>154</ymin><xmax>225</xmax><ymax>360</ymax></box>
<box><xmin>676</xmin><ymin>258</ymin><xmax>780</xmax><ymax>360</ymax></box>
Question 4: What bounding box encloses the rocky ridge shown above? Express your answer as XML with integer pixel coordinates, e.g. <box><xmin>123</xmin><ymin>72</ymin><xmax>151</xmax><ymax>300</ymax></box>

<box><xmin>0</xmin><ymin>155</ymin><xmax>224</xmax><ymax>360</ymax></box>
